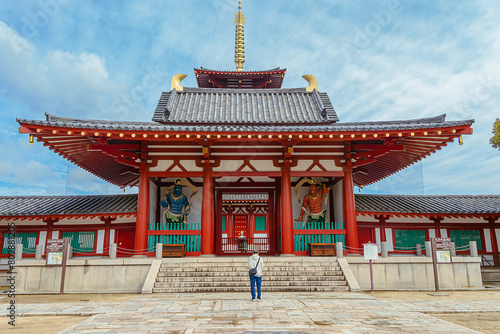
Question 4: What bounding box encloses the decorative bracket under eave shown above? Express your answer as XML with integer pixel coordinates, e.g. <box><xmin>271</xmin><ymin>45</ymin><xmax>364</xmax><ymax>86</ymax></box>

<box><xmin>171</xmin><ymin>74</ymin><xmax>187</xmax><ymax>91</ymax></box>
<box><xmin>302</xmin><ymin>74</ymin><xmax>318</xmax><ymax>92</ymax></box>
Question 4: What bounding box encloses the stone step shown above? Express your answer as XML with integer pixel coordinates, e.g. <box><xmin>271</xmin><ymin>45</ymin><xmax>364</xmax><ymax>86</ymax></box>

<box><xmin>159</xmin><ymin>262</ymin><xmax>339</xmax><ymax>267</ymax></box>
<box><xmin>154</xmin><ymin>280</ymin><xmax>348</xmax><ymax>288</ymax></box>
<box><xmin>156</xmin><ymin>275</ymin><xmax>346</xmax><ymax>282</ymax></box>
<box><xmin>152</xmin><ymin>286</ymin><xmax>350</xmax><ymax>293</ymax></box>
<box><xmin>159</xmin><ymin>266</ymin><xmax>341</xmax><ymax>273</ymax></box>
<box><xmin>156</xmin><ymin>270</ymin><xmax>344</xmax><ymax>277</ymax></box>
<box><xmin>153</xmin><ymin>257</ymin><xmax>349</xmax><ymax>293</ymax></box>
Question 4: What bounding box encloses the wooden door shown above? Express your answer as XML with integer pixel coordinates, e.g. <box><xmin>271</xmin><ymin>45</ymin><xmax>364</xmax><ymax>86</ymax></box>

<box><xmin>116</xmin><ymin>230</ymin><xmax>135</xmax><ymax>257</ymax></box>
<box><xmin>234</xmin><ymin>215</ymin><xmax>248</xmax><ymax>238</ymax></box>
<box><xmin>358</xmin><ymin>228</ymin><xmax>373</xmax><ymax>249</ymax></box>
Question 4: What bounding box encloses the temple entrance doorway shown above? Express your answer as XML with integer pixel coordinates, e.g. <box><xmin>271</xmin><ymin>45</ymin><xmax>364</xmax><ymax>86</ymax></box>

<box><xmin>215</xmin><ymin>189</ymin><xmax>276</xmax><ymax>255</ymax></box>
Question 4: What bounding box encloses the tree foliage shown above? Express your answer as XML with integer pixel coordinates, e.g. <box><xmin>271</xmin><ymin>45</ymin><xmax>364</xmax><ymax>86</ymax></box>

<box><xmin>491</xmin><ymin>118</ymin><xmax>500</xmax><ymax>150</ymax></box>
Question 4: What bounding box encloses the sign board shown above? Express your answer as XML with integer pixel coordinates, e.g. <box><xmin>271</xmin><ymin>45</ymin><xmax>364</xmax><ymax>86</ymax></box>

<box><xmin>46</xmin><ymin>239</ymin><xmax>65</xmax><ymax>266</ymax></box>
<box><xmin>430</xmin><ymin>237</ymin><xmax>453</xmax><ymax>292</ymax></box>
<box><xmin>433</xmin><ymin>238</ymin><xmax>452</xmax><ymax>263</ymax></box>
<box><xmin>363</xmin><ymin>243</ymin><xmax>379</xmax><ymax>260</ymax></box>
<box><xmin>45</xmin><ymin>238</ymin><xmax>69</xmax><ymax>294</ymax></box>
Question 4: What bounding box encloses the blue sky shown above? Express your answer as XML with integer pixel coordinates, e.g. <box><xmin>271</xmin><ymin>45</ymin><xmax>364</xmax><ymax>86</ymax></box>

<box><xmin>0</xmin><ymin>0</ymin><xmax>499</xmax><ymax>196</ymax></box>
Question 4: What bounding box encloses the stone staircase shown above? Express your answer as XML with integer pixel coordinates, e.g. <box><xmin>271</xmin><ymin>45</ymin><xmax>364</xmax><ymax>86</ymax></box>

<box><xmin>153</xmin><ymin>257</ymin><xmax>349</xmax><ymax>293</ymax></box>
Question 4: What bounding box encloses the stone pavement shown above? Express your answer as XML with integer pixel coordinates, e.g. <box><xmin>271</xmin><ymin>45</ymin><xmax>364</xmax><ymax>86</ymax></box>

<box><xmin>4</xmin><ymin>292</ymin><xmax>500</xmax><ymax>333</ymax></box>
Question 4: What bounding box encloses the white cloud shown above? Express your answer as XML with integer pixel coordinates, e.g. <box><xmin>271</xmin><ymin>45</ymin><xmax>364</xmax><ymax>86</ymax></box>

<box><xmin>0</xmin><ymin>21</ymin><xmax>124</xmax><ymax>120</ymax></box>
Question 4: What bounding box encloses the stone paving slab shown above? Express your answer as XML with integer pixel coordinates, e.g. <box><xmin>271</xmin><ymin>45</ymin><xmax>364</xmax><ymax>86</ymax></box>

<box><xmin>1</xmin><ymin>292</ymin><xmax>495</xmax><ymax>333</ymax></box>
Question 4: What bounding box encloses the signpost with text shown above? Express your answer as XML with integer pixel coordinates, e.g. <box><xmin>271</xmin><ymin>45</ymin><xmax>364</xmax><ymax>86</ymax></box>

<box><xmin>363</xmin><ymin>243</ymin><xmax>379</xmax><ymax>292</ymax></box>
<box><xmin>45</xmin><ymin>238</ymin><xmax>69</xmax><ymax>294</ymax></box>
<box><xmin>431</xmin><ymin>237</ymin><xmax>452</xmax><ymax>292</ymax></box>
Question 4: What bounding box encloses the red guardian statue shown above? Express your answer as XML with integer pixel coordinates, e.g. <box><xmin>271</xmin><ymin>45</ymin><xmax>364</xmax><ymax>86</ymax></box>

<box><xmin>294</xmin><ymin>178</ymin><xmax>333</xmax><ymax>224</ymax></box>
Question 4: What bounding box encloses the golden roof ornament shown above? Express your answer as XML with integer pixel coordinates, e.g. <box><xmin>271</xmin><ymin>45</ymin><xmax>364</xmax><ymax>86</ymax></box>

<box><xmin>234</xmin><ymin>1</ymin><xmax>245</xmax><ymax>71</ymax></box>
<box><xmin>171</xmin><ymin>73</ymin><xmax>187</xmax><ymax>91</ymax></box>
<box><xmin>302</xmin><ymin>74</ymin><xmax>319</xmax><ymax>92</ymax></box>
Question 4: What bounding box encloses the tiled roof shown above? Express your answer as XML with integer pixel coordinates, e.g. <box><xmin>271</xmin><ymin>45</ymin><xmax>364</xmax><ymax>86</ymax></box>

<box><xmin>1</xmin><ymin>194</ymin><xmax>498</xmax><ymax>218</ymax></box>
<box><xmin>0</xmin><ymin>194</ymin><xmax>137</xmax><ymax>218</ymax></box>
<box><xmin>355</xmin><ymin>194</ymin><xmax>500</xmax><ymax>215</ymax></box>
<box><xmin>151</xmin><ymin>87</ymin><xmax>339</xmax><ymax>124</ymax></box>
<box><xmin>19</xmin><ymin>113</ymin><xmax>471</xmax><ymax>133</ymax></box>
<box><xmin>222</xmin><ymin>193</ymin><xmax>269</xmax><ymax>202</ymax></box>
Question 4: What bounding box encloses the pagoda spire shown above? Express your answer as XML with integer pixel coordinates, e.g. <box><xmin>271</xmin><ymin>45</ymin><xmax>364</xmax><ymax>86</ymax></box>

<box><xmin>234</xmin><ymin>1</ymin><xmax>245</xmax><ymax>71</ymax></box>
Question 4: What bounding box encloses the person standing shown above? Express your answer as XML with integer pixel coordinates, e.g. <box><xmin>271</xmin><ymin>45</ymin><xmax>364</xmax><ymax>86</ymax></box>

<box><xmin>248</xmin><ymin>250</ymin><xmax>263</xmax><ymax>302</ymax></box>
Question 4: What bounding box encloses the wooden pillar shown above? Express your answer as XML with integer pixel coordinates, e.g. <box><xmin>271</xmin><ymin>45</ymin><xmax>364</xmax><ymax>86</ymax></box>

<box><xmin>281</xmin><ymin>166</ymin><xmax>293</xmax><ymax>254</ymax></box>
<box><xmin>248</xmin><ymin>204</ymin><xmax>254</xmax><ymax>238</ymax></box>
<box><xmin>433</xmin><ymin>217</ymin><xmax>442</xmax><ymax>238</ymax></box>
<box><xmin>135</xmin><ymin>166</ymin><xmax>149</xmax><ymax>255</ymax></box>
<box><xmin>377</xmin><ymin>215</ymin><xmax>387</xmax><ymax>242</ymax></box>
<box><xmin>201</xmin><ymin>165</ymin><xmax>214</xmax><ymax>254</ymax></box>
<box><xmin>343</xmin><ymin>166</ymin><xmax>359</xmax><ymax>252</ymax></box>
<box><xmin>44</xmin><ymin>218</ymin><xmax>54</xmax><ymax>239</ymax></box>
<box><xmin>227</xmin><ymin>206</ymin><xmax>234</xmax><ymax>239</ymax></box>
<box><xmin>101</xmin><ymin>217</ymin><xmax>115</xmax><ymax>256</ymax></box>
<box><xmin>487</xmin><ymin>217</ymin><xmax>499</xmax><ymax>266</ymax></box>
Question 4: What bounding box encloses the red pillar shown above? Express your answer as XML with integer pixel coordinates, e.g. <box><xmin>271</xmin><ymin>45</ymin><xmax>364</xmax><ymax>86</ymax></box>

<box><xmin>378</xmin><ymin>216</ymin><xmax>387</xmax><ymax>242</ymax></box>
<box><xmin>281</xmin><ymin>166</ymin><xmax>294</xmax><ymax>254</ymax></box>
<box><xmin>135</xmin><ymin>167</ymin><xmax>149</xmax><ymax>255</ymax></box>
<box><xmin>433</xmin><ymin>218</ymin><xmax>442</xmax><ymax>238</ymax></box>
<box><xmin>343</xmin><ymin>167</ymin><xmax>359</xmax><ymax>252</ymax></box>
<box><xmin>488</xmin><ymin>218</ymin><xmax>499</xmax><ymax>266</ymax></box>
<box><xmin>227</xmin><ymin>207</ymin><xmax>234</xmax><ymax>239</ymax></box>
<box><xmin>201</xmin><ymin>165</ymin><xmax>214</xmax><ymax>255</ymax></box>
<box><xmin>102</xmin><ymin>218</ymin><xmax>113</xmax><ymax>256</ymax></box>
<box><xmin>490</xmin><ymin>219</ymin><xmax>499</xmax><ymax>253</ymax></box>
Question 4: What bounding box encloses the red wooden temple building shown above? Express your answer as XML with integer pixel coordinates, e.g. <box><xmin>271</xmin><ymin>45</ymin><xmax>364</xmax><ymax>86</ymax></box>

<box><xmin>2</xmin><ymin>3</ymin><xmax>499</xmax><ymax>262</ymax></box>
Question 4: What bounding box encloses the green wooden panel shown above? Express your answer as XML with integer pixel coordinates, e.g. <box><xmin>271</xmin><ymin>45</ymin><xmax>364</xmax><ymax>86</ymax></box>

<box><xmin>2</xmin><ymin>232</ymin><xmax>37</xmax><ymax>254</ymax></box>
<box><xmin>222</xmin><ymin>217</ymin><xmax>226</xmax><ymax>231</ymax></box>
<box><xmin>449</xmin><ymin>230</ymin><xmax>483</xmax><ymax>251</ymax></box>
<box><xmin>255</xmin><ymin>216</ymin><xmax>266</xmax><ymax>231</ymax></box>
<box><xmin>62</xmin><ymin>232</ymin><xmax>95</xmax><ymax>253</ymax></box>
<box><xmin>394</xmin><ymin>230</ymin><xmax>426</xmax><ymax>249</ymax></box>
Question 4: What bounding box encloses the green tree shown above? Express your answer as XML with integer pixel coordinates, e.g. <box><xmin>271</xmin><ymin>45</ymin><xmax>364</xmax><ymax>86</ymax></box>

<box><xmin>491</xmin><ymin>118</ymin><xmax>500</xmax><ymax>150</ymax></box>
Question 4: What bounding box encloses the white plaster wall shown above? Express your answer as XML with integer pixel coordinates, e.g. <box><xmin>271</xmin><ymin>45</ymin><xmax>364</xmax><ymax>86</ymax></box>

<box><xmin>440</xmin><ymin>229</ymin><xmax>448</xmax><ymax>238</ymax></box>
<box><xmin>429</xmin><ymin>229</ymin><xmax>436</xmax><ymax>239</ymax></box>
<box><xmin>496</xmin><ymin>229</ymin><xmax>500</xmax><ymax>250</ymax></box>
<box><xmin>333</xmin><ymin>181</ymin><xmax>344</xmax><ymax>223</ymax></box>
<box><xmin>177</xmin><ymin>160</ymin><xmax>203</xmax><ymax>171</ymax></box>
<box><xmin>294</xmin><ymin>160</ymin><xmax>314</xmax><ymax>171</ymax></box>
<box><xmin>291</xmin><ymin>185</ymin><xmax>301</xmax><ymax>220</ymax></box>
<box><xmin>39</xmin><ymin>231</ymin><xmax>47</xmax><ymax>250</ymax></box>
<box><xmin>251</xmin><ymin>160</ymin><xmax>280</xmax><ymax>171</ymax></box>
<box><xmin>149</xmin><ymin>159</ymin><xmax>204</xmax><ymax>172</ymax></box>
<box><xmin>149</xmin><ymin>160</ymin><xmax>173</xmax><ymax>172</ymax></box>
<box><xmin>484</xmin><ymin>229</ymin><xmax>492</xmax><ymax>252</ymax></box>
<box><xmin>110</xmin><ymin>229</ymin><xmax>115</xmax><ymax>244</ymax></box>
<box><xmin>385</xmin><ymin>228</ymin><xmax>394</xmax><ymax>251</ymax></box>
<box><xmin>96</xmin><ymin>230</ymin><xmax>105</xmax><ymax>254</ymax></box>
<box><xmin>214</xmin><ymin>160</ymin><xmax>244</xmax><ymax>172</ymax></box>
<box><xmin>375</xmin><ymin>228</ymin><xmax>381</xmax><ymax>244</ymax></box>
<box><xmin>149</xmin><ymin>180</ymin><xmax>157</xmax><ymax>225</ymax></box>
<box><xmin>319</xmin><ymin>160</ymin><xmax>343</xmax><ymax>171</ymax></box>
<box><xmin>51</xmin><ymin>231</ymin><xmax>59</xmax><ymax>239</ymax></box>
